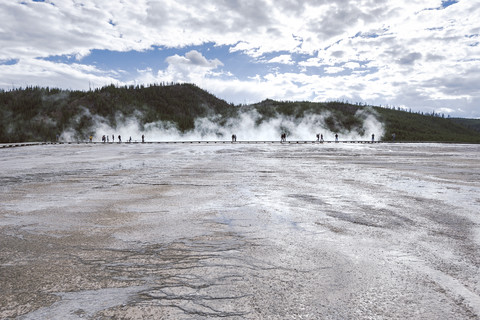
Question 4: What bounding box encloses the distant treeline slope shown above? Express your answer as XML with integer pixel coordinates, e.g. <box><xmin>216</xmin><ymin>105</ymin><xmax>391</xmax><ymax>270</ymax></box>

<box><xmin>449</xmin><ymin>118</ymin><xmax>480</xmax><ymax>134</ymax></box>
<box><xmin>0</xmin><ymin>84</ymin><xmax>479</xmax><ymax>143</ymax></box>
<box><xmin>374</xmin><ymin>108</ymin><xmax>480</xmax><ymax>143</ymax></box>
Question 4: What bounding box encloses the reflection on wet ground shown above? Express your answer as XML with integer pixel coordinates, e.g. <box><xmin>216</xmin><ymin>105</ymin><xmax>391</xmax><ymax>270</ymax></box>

<box><xmin>1</xmin><ymin>143</ymin><xmax>480</xmax><ymax>319</ymax></box>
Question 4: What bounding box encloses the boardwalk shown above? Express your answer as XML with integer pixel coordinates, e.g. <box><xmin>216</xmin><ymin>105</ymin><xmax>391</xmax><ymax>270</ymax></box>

<box><xmin>1</xmin><ymin>140</ymin><xmax>383</xmax><ymax>148</ymax></box>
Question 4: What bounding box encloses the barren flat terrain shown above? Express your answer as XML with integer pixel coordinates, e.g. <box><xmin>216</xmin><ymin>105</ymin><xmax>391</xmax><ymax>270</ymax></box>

<box><xmin>1</xmin><ymin>143</ymin><xmax>479</xmax><ymax>319</ymax></box>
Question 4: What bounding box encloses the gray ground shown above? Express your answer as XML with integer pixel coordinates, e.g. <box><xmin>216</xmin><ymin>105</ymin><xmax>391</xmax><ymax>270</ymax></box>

<box><xmin>1</xmin><ymin>142</ymin><xmax>479</xmax><ymax>319</ymax></box>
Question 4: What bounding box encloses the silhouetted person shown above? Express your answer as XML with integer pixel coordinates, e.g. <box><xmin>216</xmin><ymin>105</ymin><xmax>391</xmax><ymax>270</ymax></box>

<box><xmin>320</xmin><ymin>134</ymin><xmax>324</xmax><ymax>142</ymax></box>
<box><xmin>316</xmin><ymin>133</ymin><xmax>320</xmax><ymax>141</ymax></box>
<box><xmin>112</xmin><ymin>134</ymin><xmax>114</xmax><ymax>142</ymax></box>
<box><xmin>118</xmin><ymin>135</ymin><xmax>121</xmax><ymax>143</ymax></box>
<box><xmin>335</xmin><ymin>134</ymin><xmax>338</xmax><ymax>142</ymax></box>
<box><xmin>372</xmin><ymin>134</ymin><xmax>375</xmax><ymax>142</ymax></box>
<box><xmin>142</xmin><ymin>134</ymin><xmax>145</xmax><ymax>143</ymax></box>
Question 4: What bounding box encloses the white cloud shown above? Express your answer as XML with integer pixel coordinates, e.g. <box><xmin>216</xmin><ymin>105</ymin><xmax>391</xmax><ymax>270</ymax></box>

<box><xmin>166</xmin><ymin>50</ymin><xmax>223</xmax><ymax>69</ymax></box>
<box><xmin>344</xmin><ymin>62</ymin><xmax>361</xmax><ymax>69</ymax></box>
<box><xmin>0</xmin><ymin>58</ymin><xmax>118</xmax><ymax>89</ymax></box>
<box><xmin>268</xmin><ymin>54</ymin><xmax>294</xmax><ymax>65</ymax></box>
<box><xmin>137</xmin><ymin>50</ymin><xmax>224</xmax><ymax>85</ymax></box>
<box><xmin>324</xmin><ymin>67</ymin><xmax>344</xmax><ymax>74</ymax></box>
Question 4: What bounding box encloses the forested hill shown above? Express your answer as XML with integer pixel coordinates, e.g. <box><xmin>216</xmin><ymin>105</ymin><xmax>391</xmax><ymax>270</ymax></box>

<box><xmin>0</xmin><ymin>84</ymin><xmax>236</xmax><ymax>142</ymax></box>
<box><xmin>0</xmin><ymin>84</ymin><xmax>479</xmax><ymax>143</ymax></box>
<box><xmin>449</xmin><ymin>118</ymin><xmax>480</xmax><ymax>134</ymax></box>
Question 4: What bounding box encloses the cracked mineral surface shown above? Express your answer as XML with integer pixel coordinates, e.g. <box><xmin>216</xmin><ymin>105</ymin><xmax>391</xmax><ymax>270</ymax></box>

<box><xmin>1</xmin><ymin>142</ymin><xmax>479</xmax><ymax>319</ymax></box>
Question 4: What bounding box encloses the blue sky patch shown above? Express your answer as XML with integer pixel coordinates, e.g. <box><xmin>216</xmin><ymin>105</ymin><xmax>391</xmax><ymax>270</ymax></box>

<box><xmin>441</xmin><ymin>0</ymin><xmax>458</xmax><ymax>8</ymax></box>
<box><xmin>0</xmin><ymin>59</ymin><xmax>19</xmax><ymax>65</ymax></box>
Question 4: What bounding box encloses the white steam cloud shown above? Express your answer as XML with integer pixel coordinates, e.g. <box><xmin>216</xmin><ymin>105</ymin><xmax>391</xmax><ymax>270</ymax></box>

<box><xmin>61</xmin><ymin>108</ymin><xmax>385</xmax><ymax>142</ymax></box>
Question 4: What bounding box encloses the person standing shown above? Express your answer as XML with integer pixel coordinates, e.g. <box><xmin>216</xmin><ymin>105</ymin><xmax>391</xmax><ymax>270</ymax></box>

<box><xmin>335</xmin><ymin>134</ymin><xmax>338</xmax><ymax>142</ymax></box>
<box><xmin>118</xmin><ymin>135</ymin><xmax>121</xmax><ymax>143</ymax></box>
<box><xmin>372</xmin><ymin>134</ymin><xmax>375</xmax><ymax>142</ymax></box>
<box><xmin>142</xmin><ymin>134</ymin><xmax>145</xmax><ymax>143</ymax></box>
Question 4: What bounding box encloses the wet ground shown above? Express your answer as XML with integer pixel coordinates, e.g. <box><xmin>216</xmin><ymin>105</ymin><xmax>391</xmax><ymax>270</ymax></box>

<box><xmin>1</xmin><ymin>143</ymin><xmax>479</xmax><ymax>319</ymax></box>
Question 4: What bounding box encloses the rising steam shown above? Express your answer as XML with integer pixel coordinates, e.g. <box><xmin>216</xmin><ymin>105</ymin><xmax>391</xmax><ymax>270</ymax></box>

<box><xmin>60</xmin><ymin>108</ymin><xmax>384</xmax><ymax>142</ymax></box>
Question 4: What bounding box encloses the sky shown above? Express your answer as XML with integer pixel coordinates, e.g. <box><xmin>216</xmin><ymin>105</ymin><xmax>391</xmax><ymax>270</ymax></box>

<box><xmin>1</xmin><ymin>0</ymin><xmax>479</xmax><ymax>118</ymax></box>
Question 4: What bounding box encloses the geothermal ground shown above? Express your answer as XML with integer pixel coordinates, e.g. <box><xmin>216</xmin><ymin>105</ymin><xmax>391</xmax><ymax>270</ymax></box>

<box><xmin>1</xmin><ymin>142</ymin><xmax>479</xmax><ymax>319</ymax></box>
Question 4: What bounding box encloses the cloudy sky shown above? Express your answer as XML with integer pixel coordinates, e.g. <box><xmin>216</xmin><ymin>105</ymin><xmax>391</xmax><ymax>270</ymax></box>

<box><xmin>1</xmin><ymin>0</ymin><xmax>479</xmax><ymax>117</ymax></box>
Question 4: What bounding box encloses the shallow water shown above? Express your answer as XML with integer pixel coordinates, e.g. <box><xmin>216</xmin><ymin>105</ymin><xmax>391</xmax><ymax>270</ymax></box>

<box><xmin>1</xmin><ymin>143</ymin><xmax>479</xmax><ymax>319</ymax></box>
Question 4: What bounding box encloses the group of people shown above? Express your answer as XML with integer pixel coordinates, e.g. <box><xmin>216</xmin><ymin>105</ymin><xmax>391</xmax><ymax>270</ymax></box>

<box><xmin>286</xmin><ymin>132</ymin><xmax>378</xmax><ymax>142</ymax></box>
<box><xmin>98</xmin><ymin>134</ymin><xmax>146</xmax><ymax>143</ymax></box>
<box><xmin>91</xmin><ymin>132</ymin><xmax>387</xmax><ymax>143</ymax></box>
